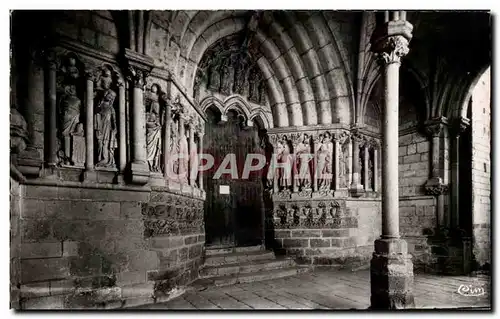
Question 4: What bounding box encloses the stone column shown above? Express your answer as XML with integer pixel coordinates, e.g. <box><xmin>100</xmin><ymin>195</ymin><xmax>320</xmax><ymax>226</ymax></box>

<box><xmin>349</xmin><ymin>132</ymin><xmax>364</xmax><ymax>197</ymax></box>
<box><xmin>373</xmin><ymin>142</ymin><xmax>379</xmax><ymax>192</ymax></box>
<box><xmin>163</xmin><ymin>95</ymin><xmax>172</xmax><ymax>180</ymax></box>
<box><xmin>333</xmin><ymin>134</ymin><xmax>341</xmax><ymax>190</ymax></box>
<box><xmin>124</xmin><ymin>49</ymin><xmax>154</xmax><ymax>184</ymax></box>
<box><xmin>450</xmin><ymin>118</ymin><xmax>469</xmax><ymax>229</ymax></box>
<box><xmin>46</xmin><ymin>53</ymin><xmax>58</xmax><ymax>167</ymax></box>
<box><xmin>369</xmin><ymin>15</ymin><xmax>414</xmax><ymax>309</ymax></box>
<box><xmin>189</xmin><ymin>122</ymin><xmax>196</xmax><ymax>186</ymax></box>
<box><xmin>363</xmin><ymin>142</ymin><xmax>370</xmax><ymax>191</ymax></box>
<box><xmin>424</xmin><ymin>120</ymin><xmax>448</xmax><ymax>227</ymax></box>
<box><xmin>84</xmin><ymin>72</ymin><xmax>95</xmax><ymax>172</ymax></box>
<box><xmin>198</xmin><ymin>132</ymin><xmax>204</xmax><ymax>190</ymax></box>
<box><xmin>312</xmin><ymin>135</ymin><xmax>319</xmax><ymax>192</ymax></box>
<box><xmin>127</xmin><ymin>66</ymin><xmax>150</xmax><ymax>184</ymax></box>
<box><xmin>118</xmin><ymin>81</ymin><xmax>127</xmax><ymax>172</ymax></box>
<box><xmin>347</xmin><ymin>137</ymin><xmax>353</xmax><ymax>187</ymax></box>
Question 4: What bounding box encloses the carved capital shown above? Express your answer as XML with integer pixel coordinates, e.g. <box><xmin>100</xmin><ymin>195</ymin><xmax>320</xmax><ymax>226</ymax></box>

<box><xmin>450</xmin><ymin>117</ymin><xmax>470</xmax><ymax>138</ymax></box>
<box><xmin>45</xmin><ymin>50</ymin><xmax>59</xmax><ymax>70</ymax></box>
<box><xmin>127</xmin><ymin>66</ymin><xmax>149</xmax><ymax>89</ymax></box>
<box><xmin>376</xmin><ymin>35</ymin><xmax>410</xmax><ymax>65</ymax></box>
<box><xmin>425</xmin><ymin>183</ymin><xmax>449</xmax><ymax>196</ymax></box>
<box><xmin>424</xmin><ymin>119</ymin><xmax>447</xmax><ymax>138</ymax></box>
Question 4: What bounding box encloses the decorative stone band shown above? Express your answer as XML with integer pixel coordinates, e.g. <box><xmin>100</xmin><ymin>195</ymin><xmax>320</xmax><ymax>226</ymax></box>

<box><xmin>424</xmin><ymin>182</ymin><xmax>449</xmax><ymax>196</ymax></box>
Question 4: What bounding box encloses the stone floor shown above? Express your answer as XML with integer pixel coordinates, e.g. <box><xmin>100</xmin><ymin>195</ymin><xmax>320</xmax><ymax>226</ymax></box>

<box><xmin>136</xmin><ymin>269</ymin><xmax>491</xmax><ymax>310</ymax></box>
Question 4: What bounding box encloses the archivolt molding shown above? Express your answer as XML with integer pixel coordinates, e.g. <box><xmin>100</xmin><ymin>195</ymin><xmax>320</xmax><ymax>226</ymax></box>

<box><xmin>172</xmin><ymin>10</ymin><xmax>354</xmax><ymax>129</ymax></box>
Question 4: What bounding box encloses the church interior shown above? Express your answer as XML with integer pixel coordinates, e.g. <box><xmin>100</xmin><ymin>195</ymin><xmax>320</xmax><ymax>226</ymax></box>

<box><xmin>9</xmin><ymin>10</ymin><xmax>491</xmax><ymax>310</ymax></box>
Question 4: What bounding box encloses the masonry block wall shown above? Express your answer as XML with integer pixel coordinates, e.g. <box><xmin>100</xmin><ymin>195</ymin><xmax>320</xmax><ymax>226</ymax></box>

<box><xmin>17</xmin><ymin>184</ymin><xmax>204</xmax><ymax>309</ymax></box>
<box><xmin>10</xmin><ymin>178</ymin><xmax>22</xmax><ymax>309</ymax></box>
<box><xmin>270</xmin><ymin>199</ymin><xmax>381</xmax><ymax>268</ymax></box>
<box><xmin>471</xmin><ymin>67</ymin><xmax>491</xmax><ymax>269</ymax></box>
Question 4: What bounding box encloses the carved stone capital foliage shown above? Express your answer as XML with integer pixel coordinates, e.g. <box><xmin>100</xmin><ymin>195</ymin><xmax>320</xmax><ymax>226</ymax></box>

<box><xmin>424</xmin><ymin>183</ymin><xmax>449</xmax><ymax>196</ymax></box>
<box><xmin>127</xmin><ymin>66</ymin><xmax>150</xmax><ymax>89</ymax></box>
<box><xmin>376</xmin><ymin>35</ymin><xmax>410</xmax><ymax>65</ymax></box>
<box><xmin>424</xmin><ymin>118</ymin><xmax>448</xmax><ymax>138</ymax></box>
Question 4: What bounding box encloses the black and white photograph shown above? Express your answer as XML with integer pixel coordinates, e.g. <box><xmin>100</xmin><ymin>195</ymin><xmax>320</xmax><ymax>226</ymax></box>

<box><xmin>6</xmin><ymin>3</ymin><xmax>494</xmax><ymax>312</ymax></box>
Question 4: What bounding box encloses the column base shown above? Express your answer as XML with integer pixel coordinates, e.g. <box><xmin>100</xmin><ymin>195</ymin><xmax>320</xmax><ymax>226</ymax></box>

<box><xmin>128</xmin><ymin>161</ymin><xmax>150</xmax><ymax>185</ymax></box>
<box><xmin>82</xmin><ymin>169</ymin><xmax>98</xmax><ymax>182</ymax></box>
<box><xmin>349</xmin><ymin>184</ymin><xmax>365</xmax><ymax>197</ymax></box>
<box><xmin>370</xmin><ymin>238</ymin><xmax>415</xmax><ymax>309</ymax></box>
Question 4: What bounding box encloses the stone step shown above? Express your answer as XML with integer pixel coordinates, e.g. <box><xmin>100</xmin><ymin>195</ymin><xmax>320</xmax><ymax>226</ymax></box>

<box><xmin>205</xmin><ymin>245</ymin><xmax>264</xmax><ymax>256</ymax></box>
<box><xmin>193</xmin><ymin>266</ymin><xmax>311</xmax><ymax>288</ymax></box>
<box><xmin>199</xmin><ymin>257</ymin><xmax>296</xmax><ymax>278</ymax></box>
<box><xmin>204</xmin><ymin>250</ymin><xmax>275</xmax><ymax>267</ymax></box>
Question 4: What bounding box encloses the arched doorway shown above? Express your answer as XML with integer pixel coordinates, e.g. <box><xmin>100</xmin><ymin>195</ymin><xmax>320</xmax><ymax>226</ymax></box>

<box><xmin>203</xmin><ymin>106</ymin><xmax>266</xmax><ymax>248</ymax></box>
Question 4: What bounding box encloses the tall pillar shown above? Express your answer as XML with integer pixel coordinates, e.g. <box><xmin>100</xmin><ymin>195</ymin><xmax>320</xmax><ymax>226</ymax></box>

<box><xmin>333</xmin><ymin>134</ymin><xmax>341</xmax><ymax>190</ymax></box>
<box><xmin>373</xmin><ymin>142</ymin><xmax>379</xmax><ymax>192</ymax></box>
<box><xmin>189</xmin><ymin>123</ymin><xmax>196</xmax><ymax>186</ymax></box>
<box><xmin>369</xmin><ymin>13</ymin><xmax>414</xmax><ymax>309</ymax></box>
<box><xmin>46</xmin><ymin>52</ymin><xmax>58</xmax><ymax>167</ymax></box>
<box><xmin>163</xmin><ymin>95</ymin><xmax>172</xmax><ymax>180</ymax></box>
<box><xmin>450</xmin><ymin>118</ymin><xmax>469</xmax><ymax>229</ymax></box>
<box><xmin>347</xmin><ymin>137</ymin><xmax>353</xmax><ymax>187</ymax></box>
<box><xmin>349</xmin><ymin>132</ymin><xmax>364</xmax><ymax>197</ymax></box>
<box><xmin>363</xmin><ymin>142</ymin><xmax>370</xmax><ymax>191</ymax></box>
<box><xmin>124</xmin><ymin>49</ymin><xmax>154</xmax><ymax>185</ymax></box>
<box><xmin>312</xmin><ymin>135</ymin><xmax>319</xmax><ymax>192</ymax></box>
<box><xmin>85</xmin><ymin>72</ymin><xmax>95</xmax><ymax>172</ymax></box>
<box><xmin>118</xmin><ymin>81</ymin><xmax>127</xmax><ymax>172</ymax></box>
<box><xmin>198</xmin><ymin>132</ymin><xmax>204</xmax><ymax>190</ymax></box>
<box><xmin>424</xmin><ymin>120</ymin><xmax>448</xmax><ymax>227</ymax></box>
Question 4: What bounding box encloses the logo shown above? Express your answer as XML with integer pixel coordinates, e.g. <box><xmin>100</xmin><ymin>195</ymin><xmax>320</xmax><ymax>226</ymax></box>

<box><xmin>457</xmin><ymin>284</ymin><xmax>485</xmax><ymax>296</ymax></box>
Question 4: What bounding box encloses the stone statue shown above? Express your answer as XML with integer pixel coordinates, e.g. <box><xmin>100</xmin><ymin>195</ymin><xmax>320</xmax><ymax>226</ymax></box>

<box><xmin>59</xmin><ymin>83</ymin><xmax>82</xmax><ymax>165</ymax></box>
<box><xmin>248</xmin><ymin>67</ymin><xmax>260</xmax><ymax>102</ymax></box>
<box><xmin>71</xmin><ymin>123</ymin><xmax>85</xmax><ymax>167</ymax></box>
<box><xmin>220</xmin><ymin>58</ymin><xmax>233</xmax><ymax>95</ymax></box>
<box><xmin>208</xmin><ymin>64</ymin><xmax>221</xmax><ymax>91</ymax></box>
<box><xmin>316</xmin><ymin>132</ymin><xmax>333</xmax><ymax>189</ymax></box>
<box><xmin>146</xmin><ymin>84</ymin><xmax>163</xmax><ymax>172</ymax></box>
<box><xmin>94</xmin><ymin>89</ymin><xmax>117</xmax><ymax>168</ymax></box>
<box><xmin>10</xmin><ymin>106</ymin><xmax>28</xmax><ymax>155</ymax></box>
<box><xmin>276</xmin><ymin>138</ymin><xmax>291</xmax><ymax>190</ymax></box>
<box><xmin>295</xmin><ymin>133</ymin><xmax>311</xmax><ymax>189</ymax></box>
<box><xmin>368</xmin><ymin>152</ymin><xmax>374</xmax><ymax>190</ymax></box>
<box><xmin>340</xmin><ymin>140</ymin><xmax>350</xmax><ymax>188</ymax></box>
<box><xmin>233</xmin><ymin>57</ymin><xmax>247</xmax><ymax>95</ymax></box>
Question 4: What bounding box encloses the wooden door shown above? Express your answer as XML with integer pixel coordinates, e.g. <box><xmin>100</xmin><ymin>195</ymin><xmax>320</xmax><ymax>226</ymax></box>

<box><xmin>203</xmin><ymin>110</ymin><xmax>264</xmax><ymax>248</ymax></box>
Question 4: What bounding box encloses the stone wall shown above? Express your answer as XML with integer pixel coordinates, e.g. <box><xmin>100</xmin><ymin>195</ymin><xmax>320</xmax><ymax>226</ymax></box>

<box><xmin>52</xmin><ymin>10</ymin><xmax>120</xmax><ymax>55</ymax></box>
<box><xmin>471</xmin><ymin>67</ymin><xmax>491</xmax><ymax>269</ymax></box>
<box><xmin>17</xmin><ymin>183</ymin><xmax>204</xmax><ymax>309</ymax></box>
<box><xmin>398</xmin><ymin>131</ymin><xmax>430</xmax><ymax>197</ymax></box>
<box><xmin>270</xmin><ymin>198</ymin><xmax>381</xmax><ymax>269</ymax></box>
<box><xmin>10</xmin><ymin>177</ymin><xmax>22</xmax><ymax>309</ymax></box>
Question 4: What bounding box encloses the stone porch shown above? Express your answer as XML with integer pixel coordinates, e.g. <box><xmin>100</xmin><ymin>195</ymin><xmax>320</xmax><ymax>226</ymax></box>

<box><xmin>135</xmin><ymin>269</ymin><xmax>491</xmax><ymax>310</ymax></box>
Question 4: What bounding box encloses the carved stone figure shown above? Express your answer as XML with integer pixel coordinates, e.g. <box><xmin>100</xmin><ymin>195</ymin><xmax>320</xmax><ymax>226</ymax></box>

<box><xmin>208</xmin><ymin>64</ymin><xmax>221</xmax><ymax>91</ymax></box>
<box><xmin>340</xmin><ymin>140</ymin><xmax>350</xmax><ymax>188</ymax></box>
<box><xmin>295</xmin><ymin>133</ymin><xmax>311</xmax><ymax>189</ymax></box>
<box><xmin>248</xmin><ymin>67</ymin><xmax>260</xmax><ymax>102</ymax></box>
<box><xmin>368</xmin><ymin>151</ymin><xmax>374</xmax><ymax>190</ymax></box>
<box><xmin>10</xmin><ymin>106</ymin><xmax>28</xmax><ymax>155</ymax></box>
<box><xmin>233</xmin><ymin>56</ymin><xmax>247</xmax><ymax>95</ymax></box>
<box><xmin>220</xmin><ymin>58</ymin><xmax>233</xmax><ymax>95</ymax></box>
<box><xmin>316</xmin><ymin>132</ymin><xmax>333</xmax><ymax>190</ymax></box>
<box><xmin>94</xmin><ymin>89</ymin><xmax>118</xmax><ymax>168</ymax></box>
<box><xmin>71</xmin><ymin>123</ymin><xmax>85</xmax><ymax>167</ymax></box>
<box><xmin>146</xmin><ymin>84</ymin><xmax>163</xmax><ymax>172</ymax></box>
<box><xmin>59</xmin><ymin>83</ymin><xmax>82</xmax><ymax>165</ymax></box>
<box><xmin>276</xmin><ymin>138</ymin><xmax>291</xmax><ymax>190</ymax></box>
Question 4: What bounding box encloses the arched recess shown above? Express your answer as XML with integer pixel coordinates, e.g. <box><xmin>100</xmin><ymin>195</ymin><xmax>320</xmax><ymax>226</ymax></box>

<box><xmin>200</xmin><ymin>95</ymin><xmax>273</xmax><ymax>130</ymax></box>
